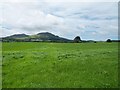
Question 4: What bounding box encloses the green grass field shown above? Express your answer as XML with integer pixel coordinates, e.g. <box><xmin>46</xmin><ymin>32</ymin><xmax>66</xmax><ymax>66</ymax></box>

<box><xmin>2</xmin><ymin>42</ymin><xmax>118</xmax><ymax>88</ymax></box>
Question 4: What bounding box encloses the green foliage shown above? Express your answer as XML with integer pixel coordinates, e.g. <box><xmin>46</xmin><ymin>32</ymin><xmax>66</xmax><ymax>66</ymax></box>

<box><xmin>2</xmin><ymin>42</ymin><xmax>118</xmax><ymax>88</ymax></box>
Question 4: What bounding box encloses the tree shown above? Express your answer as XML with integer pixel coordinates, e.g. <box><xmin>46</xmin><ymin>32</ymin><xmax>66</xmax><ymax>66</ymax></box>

<box><xmin>73</xmin><ymin>36</ymin><xmax>82</xmax><ymax>43</ymax></box>
<box><xmin>106</xmin><ymin>39</ymin><xmax>112</xmax><ymax>42</ymax></box>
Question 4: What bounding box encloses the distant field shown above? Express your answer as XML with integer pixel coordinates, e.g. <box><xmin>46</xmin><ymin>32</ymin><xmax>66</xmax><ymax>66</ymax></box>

<box><xmin>2</xmin><ymin>42</ymin><xmax>118</xmax><ymax>88</ymax></box>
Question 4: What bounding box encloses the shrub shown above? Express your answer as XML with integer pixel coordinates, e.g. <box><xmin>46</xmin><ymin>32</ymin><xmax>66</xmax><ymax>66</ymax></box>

<box><xmin>106</xmin><ymin>39</ymin><xmax>112</xmax><ymax>42</ymax></box>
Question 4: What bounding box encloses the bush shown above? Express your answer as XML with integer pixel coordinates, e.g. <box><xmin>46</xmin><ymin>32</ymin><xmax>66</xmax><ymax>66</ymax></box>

<box><xmin>106</xmin><ymin>39</ymin><xmax>112</xmax><ymax>42</ymax></box>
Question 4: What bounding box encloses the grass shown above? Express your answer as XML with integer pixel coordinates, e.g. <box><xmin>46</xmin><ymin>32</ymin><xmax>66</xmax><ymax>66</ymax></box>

<box><xmin>2</xmin><ymin>42</ymin><xmax>118</xmax><ymax>88</ymax></box>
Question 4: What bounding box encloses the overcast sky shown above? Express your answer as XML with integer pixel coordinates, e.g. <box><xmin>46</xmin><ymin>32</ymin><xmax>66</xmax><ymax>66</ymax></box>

<box><xmin>0</xmin><ymin>0</ymin><xmax>119</xmax><ymax>40</ymax></box>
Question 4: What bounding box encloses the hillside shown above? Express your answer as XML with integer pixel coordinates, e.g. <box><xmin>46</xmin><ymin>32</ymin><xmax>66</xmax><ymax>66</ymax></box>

<box><xmin>1</xmin><ymin>32</ymin><xmax>72</xmax><ymax>42</ymax></box>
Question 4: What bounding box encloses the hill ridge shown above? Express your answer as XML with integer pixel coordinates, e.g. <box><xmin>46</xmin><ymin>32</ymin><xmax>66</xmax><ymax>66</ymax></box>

<box><xmin>1</xmin><ymin>32</ymin><xmax>72</xmax><ymax>42</ymax></box>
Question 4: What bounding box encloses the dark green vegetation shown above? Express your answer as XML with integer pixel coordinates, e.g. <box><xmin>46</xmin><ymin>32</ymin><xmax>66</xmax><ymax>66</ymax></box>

<box><xmin>2</xmin><ymin>42</ymin><xmax>118</xmax><ymax>88</ymax></box>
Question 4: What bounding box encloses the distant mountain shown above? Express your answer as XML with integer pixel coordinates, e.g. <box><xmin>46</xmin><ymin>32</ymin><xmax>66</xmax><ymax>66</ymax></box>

<box><xmin>7</xmin><ymin>34</ymin><xmax>29</xmax><ymax>38</ymax></box>
<box><xmin>1</xmin><ymin>32</ymin><xmax>72</xmax><ymax>42</ymax></box>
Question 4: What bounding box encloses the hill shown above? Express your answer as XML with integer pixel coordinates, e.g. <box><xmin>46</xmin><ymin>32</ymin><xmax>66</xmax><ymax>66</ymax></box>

<box><xmin>1</xmin><ymin>32</ymin><xmax>72</xmax><ymax>42</ymax></box>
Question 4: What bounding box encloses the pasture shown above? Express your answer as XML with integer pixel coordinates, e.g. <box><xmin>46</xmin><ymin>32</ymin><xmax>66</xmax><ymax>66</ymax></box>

<box><xmin>2</xmin><ymin>42</ymin><xmax>118</xmax><ymax>88</ymax></box>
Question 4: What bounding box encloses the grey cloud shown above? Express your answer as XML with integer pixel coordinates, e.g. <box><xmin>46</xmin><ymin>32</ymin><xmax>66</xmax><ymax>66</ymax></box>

<box><xmin>20</xmin><ymin>26</ymin><xmax>52</xmax><ymax>31</ymax></box>
<box><xmin>0</xmin><ymin>1</ymin><xmax>118</xmax><ymax>40</ymax></box>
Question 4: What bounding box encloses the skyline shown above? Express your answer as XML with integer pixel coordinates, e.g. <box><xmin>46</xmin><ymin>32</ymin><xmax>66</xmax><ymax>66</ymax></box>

<box><xmin>0</xmin><ymin>0</ymin><xmax>118</xmax><ymax>40</ymax></box>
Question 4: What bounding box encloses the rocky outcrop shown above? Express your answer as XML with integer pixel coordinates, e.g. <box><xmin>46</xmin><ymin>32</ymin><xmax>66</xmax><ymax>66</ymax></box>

<box><xmin>73</xmin><ymin>36</ymin><xmax>82</xmax><ymax>43</ymax></box>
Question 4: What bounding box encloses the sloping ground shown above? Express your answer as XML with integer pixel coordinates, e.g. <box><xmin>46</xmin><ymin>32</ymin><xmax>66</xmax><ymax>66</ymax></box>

<box><xmin>2</xmin><ymin>42</ymin><xmax>118</xmax><ymax>88</ymax></box>
<box><xmin>2</xmin><ymin>32</ymin><xmax>72</xmax><ymax>42</ymax></box>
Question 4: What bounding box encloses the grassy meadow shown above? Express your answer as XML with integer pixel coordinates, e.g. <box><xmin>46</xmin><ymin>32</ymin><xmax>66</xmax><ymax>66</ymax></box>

<box><xmin>2</xmin><ymin>42</ymin><xmax>118</xmax><ymax>88</ymax></box>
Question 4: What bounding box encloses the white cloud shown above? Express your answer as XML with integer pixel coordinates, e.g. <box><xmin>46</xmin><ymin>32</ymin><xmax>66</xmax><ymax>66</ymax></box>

<box><xmin>1</xmin><ymin>0</ymin><xmax>119</xmax><ymax>3</ymax></box>
<box><xmin>0</xmin><ymin>1</ymin><xmax>118</xmax><ymax>40</ymax></box>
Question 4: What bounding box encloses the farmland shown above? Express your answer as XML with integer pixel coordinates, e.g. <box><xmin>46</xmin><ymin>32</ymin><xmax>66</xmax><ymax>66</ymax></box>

<box><xmin>2</xmin><ymin>42</ymin><xmax>118</xmax><ymax>88</ymax></box>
